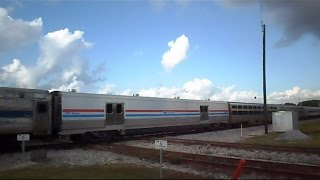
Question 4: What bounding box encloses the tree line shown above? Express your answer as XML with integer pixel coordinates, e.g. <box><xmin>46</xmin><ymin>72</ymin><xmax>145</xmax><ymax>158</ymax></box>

<box><xmin>284</xmin><ymin>100</ymin><xmax>320</xmax><ymax>107</ymax></box>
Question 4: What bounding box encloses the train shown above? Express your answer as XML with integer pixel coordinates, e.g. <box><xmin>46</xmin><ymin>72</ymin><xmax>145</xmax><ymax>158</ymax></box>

<box><xmin>1</xmin><ymin>87</ymin><xmax>320</xmax><ymax>143</ymax></box>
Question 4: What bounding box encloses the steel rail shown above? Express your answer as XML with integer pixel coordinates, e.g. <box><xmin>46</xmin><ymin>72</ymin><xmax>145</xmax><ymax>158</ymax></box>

<box><xmin>91</xmin><ymin>143</ymin><xmax>320</xmax><ymax>179</ymax></box>
<box><xmin>165</xmin><ymin>138</ymin><xmax>320</xmax><ymax>155</ymax></box>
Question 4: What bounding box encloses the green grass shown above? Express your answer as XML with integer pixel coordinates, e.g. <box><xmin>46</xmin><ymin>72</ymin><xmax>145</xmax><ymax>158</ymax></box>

<box><xmin>299</xmin><ymin>121</ymin><xmax>320</xmax><ymax>133</ymax></box>
<box><xmin>0</xmin><ymin>163</ymin><xmax>206</xmax><ymax>179</ymax></box>
<box><xmin>240</xmin><ymin>120</ymin><xmax>320</xmax><ymax>148</ymax></box>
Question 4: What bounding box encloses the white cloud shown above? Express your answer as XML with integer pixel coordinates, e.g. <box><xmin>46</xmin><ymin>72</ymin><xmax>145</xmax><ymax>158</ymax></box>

<box><xmin>269</xmin><ymin>86</ymin><xmax>320</xmax><ymax>104</ymax></box>
<box><xmin>0</xmin><ymin>8</ymin><xmax>104</xmax><ymax>92</ymax></box>
<box><xmin>97</xmin><ymin>84</ymin><xmax>115</xmax><ymax>95</ymax></box>
<box><xmin>181</xmin><ymin>78</ymin><xmax>213</xmax><ymax>100</ymax></box>
<box><xmin>0</xmin><ymin>27</ymin><xmax>100</xmax><ymax>91</ymax></box>
<box><xmin>133</xmin><ymin>78</ymin><xmax>213</xmax><ymax>100</ymax></box>
<box><xmin>210</xmin><ymin>85</ymin><xmax>259</xmax><ymax>103</ymax></box>
<box><xmin>120</xmin><ymin>89</ymin><xmax>133</xmax><ymax>96</ymax></box>
<box><xmin>161</xmin><ymin>34</ymin><xmax>189</xmax><ymax>72</ymax></box>
<box><xmin>49</xmin><ymin>76</ymin><xmax>85</xmax><ymax>92</ymax></box>
<box><xmin>0</xmin><ymin>59</ymin><xmax>34</xmax><ymax>88</ymax></box>
<box><xmin>0</xmin><ymin>7</ymin><xmax>42</xmax><ymax>53</ymax></box>
<box><xmin>92</xmin><ymin>78</ymin><xmax>320</xmax><ymax>105</ymax></box>
<box><xmin>138</xmin><ymin>87</ymin><xmax>180</xmax><ymax>98</ymax></box>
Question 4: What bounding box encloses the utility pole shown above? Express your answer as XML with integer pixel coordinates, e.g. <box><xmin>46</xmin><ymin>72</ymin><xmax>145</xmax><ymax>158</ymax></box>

<box><xmin>262</xmin><ymin>24</ymin><xmax>268</xmax><ymax>134</ymax></box>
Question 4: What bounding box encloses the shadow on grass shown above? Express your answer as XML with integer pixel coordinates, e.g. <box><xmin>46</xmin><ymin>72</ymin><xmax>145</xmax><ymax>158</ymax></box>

<box><xmin>0</xmin><ymin>163</ymin><xmax>208</xmax><ymax>179</ymax></box>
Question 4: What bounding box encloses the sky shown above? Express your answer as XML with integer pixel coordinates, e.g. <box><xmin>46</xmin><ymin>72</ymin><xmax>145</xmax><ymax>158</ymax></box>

<box><xmin>0</xmin><ymin>0</ymin><xmax>320</xmax><ymax>104</ymax></box>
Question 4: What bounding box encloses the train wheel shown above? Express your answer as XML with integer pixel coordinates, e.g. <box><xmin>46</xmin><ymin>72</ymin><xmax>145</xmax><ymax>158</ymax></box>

<box><xmin>70</xmin><ymin>134</ymin><xmax>82</xmax><ymax>144</ymax></box>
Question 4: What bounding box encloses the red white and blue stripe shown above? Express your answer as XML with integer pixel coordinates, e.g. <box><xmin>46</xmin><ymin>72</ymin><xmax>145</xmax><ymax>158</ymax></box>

<box><xmin>125</xmin><ymin>109</ymin><xmax>229</xmax><ymax>119</ymax></box>
<box><xmin>62</xmin><ymin>109</ymin><xmax>104</xmax><ymax>118</ymax></box>
<box><xmin>209</xmin><ymin>110</ymin><xmax>230</xmax><ymax>116</ymax></box>
<box><xmin>125</xmin><ymin>109</ymin><xmax>199</xmax><ymax>119</ymax></box>
<box><xmin>62</xmin><ymin>109</ymin><xmax>229</xmax><ymax>119</ymax></box>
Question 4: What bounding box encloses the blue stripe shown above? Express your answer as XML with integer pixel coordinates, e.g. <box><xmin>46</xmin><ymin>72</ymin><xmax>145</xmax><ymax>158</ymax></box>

<box><xmin>209</xmin><ymin>112</ymin><xmax>229</xmax><ymax>115</ymax></box>
<box><xmin>62</xmin><ymin>112</ymin><xmax>229</xmax><ymax>118</ymax></box>
<box><xmin>127</xmin><ymin>113</ymin><xmax>199</xmax><ymax>117</ymax></box>
<box><xmin>0</xmin><ymin>110</ymin><xmax>33</xmax><ymax>118</ymax></box>
<box><xmin>63</xmin><ymin>114</ymin><xmax>104</xmax><ymax>118</ymax></box>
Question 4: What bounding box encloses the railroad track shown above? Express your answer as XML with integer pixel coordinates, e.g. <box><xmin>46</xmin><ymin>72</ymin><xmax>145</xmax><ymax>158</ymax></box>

<box><xmin>90</xmin><ymin>143</ymin><xmax>320</xmax><ymax>179</ymax></box>
<box><xmin>164</xmin><ymin>138</ymin><xmax>320</xmax><ymax>155</ymax></box>
<box><xmin>119</xmin><ymin>125</ymin><xmax>241</xmax><ymax>140</ymax></box>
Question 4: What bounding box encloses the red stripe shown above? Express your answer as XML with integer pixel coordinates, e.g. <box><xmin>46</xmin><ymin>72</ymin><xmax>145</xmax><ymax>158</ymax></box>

<box><xmin>63</xmin><ymin>109</ymin><xmax>228</xmax><ymax>113</ymax></box>
<box><xmin>126</xmin><ymin>109</ymin><xmax>199</xmax><ymax>112</ymax></box>
<box><xmin>63</xmin><ymin>109</ymin><xmax>104</xmax><ymax>112</ymax></box>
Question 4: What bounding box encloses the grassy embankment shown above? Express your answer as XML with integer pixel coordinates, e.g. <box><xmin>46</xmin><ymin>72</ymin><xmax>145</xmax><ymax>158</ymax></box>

<box><xmin>0</xmin><ymin>163</ymin><xmax>206</xmax><ymax>179</ymax></box>
<box><xmin>241</xmin><ymin>120</ymin><xmax>320</xmax><ymax>148</ymax></box>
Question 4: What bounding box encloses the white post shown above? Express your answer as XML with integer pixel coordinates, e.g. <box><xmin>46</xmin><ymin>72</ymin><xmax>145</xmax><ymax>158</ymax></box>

<box><xmin>17</xmin><ymin>134</ymin><xmax>29</xmax><ymax>160</ymax></box>
<box><xmin>160</xmin><ymin>148</ymin><xmax>163</xmax><ymax>179</ymax></box>
<box><xmin>22</xmin><ymin>140</ymin><xmax>25</xmax><ymax>155</ymax></box>
<box><xmin>241</xmin><ymin>124</ymin><xmax>243</xmax><ymax>136</ymax></box>
<box><xmin>155</xmin><ymin>140</ymin><xmax>167</xmax><ymax>179</ymax></box>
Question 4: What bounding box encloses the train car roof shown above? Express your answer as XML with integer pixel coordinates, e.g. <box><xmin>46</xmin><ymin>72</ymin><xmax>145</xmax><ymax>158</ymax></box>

<box><xmin>229</xmin><ymin>101</ymin><xmax>280</xmax><ymax>105</ymax></box>
<box><xmin>0</xmin><ymin>87</ymin><xmax>49</xmax><ymax>93</ymax></box>
<box><xmin>52</xmin><ymin>90</ymin><xmax>228</xmax><ymax>103</ymax></box>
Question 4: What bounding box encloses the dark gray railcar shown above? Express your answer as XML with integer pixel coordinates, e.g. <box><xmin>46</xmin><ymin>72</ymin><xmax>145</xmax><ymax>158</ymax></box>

<box><xmin>0</xmin><ymin>87</ymin><xmax>52</xmax><ymax>136</ymax></box>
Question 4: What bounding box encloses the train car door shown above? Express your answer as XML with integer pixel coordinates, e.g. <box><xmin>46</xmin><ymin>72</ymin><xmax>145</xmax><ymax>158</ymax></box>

<box><xmin>114</xmin><ymin>103</ymin><xmax>124</xmax><ymax>125</ymax></box>
<box><xmin>105</xmin><ymin>103</ymin><xmax>124</xmax><ymax>125</ymax></box>
<box><xmin>34</xmin><ymin>101</ymin><xmax>50</xmax><ymax>135</ymax></box>
<box><xmin>200</xmin><ymin>105</ymin><xmax>209</xmax><ymax>120</ymax></box>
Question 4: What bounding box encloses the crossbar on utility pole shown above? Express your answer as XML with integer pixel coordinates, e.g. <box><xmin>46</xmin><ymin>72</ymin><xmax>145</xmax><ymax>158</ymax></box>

<box><xmin>262</xmin><ymin>24</ymin><xmax>268</xmax><ymax>134</ymax></box>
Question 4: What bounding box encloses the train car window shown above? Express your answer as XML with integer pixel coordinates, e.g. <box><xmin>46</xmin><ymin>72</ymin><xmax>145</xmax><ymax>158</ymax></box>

<box><xmin>238</xmin><ymin>105</ymin><xmax>242</xmax><ymax>109</ymax></box>
<box><xmin>116</xmin><ymin>104</ymin><xmax>122</xmax><ymax>113</ymax></box>
<box><xmin>232</xmin><ymin>111</ymin><xmax>238</xmax><ymax>115</ymax></box>
<box><xmin>232</xmin><ymin>105</ymin><xmax>237</xmax><ymax>109</ymax></box>
<box><xmin>19</xmin><ymin>93</ymin><xmax>25</xmax><ymax>98</ymax></box>
<box><xmin>107</xmin><ymin>104</ymin><xmax>113</xmax><ymax>113</ymax></box>
<box><xmin>200</xmin><ymin>106</ymin><xmax>208</xmax><ymax>113</ymax></box>
<box><xmin>243</xmin><ymin>106</ymin><xmax>248</xmax><ymax>109</ymax></box>
<box><xmin>37</xmin><ymin>103</ymin><xmax>47</xmax><ymax>113</ymax></box>
<box><xmin>257</xmin><ymin>106</ymin><xmax>261</xmax><ymax>109</ymax></box>
<box><xmin>249</xmin><ymin>106</ymin><xmax>252</xmax><ymax>109</ymax></box>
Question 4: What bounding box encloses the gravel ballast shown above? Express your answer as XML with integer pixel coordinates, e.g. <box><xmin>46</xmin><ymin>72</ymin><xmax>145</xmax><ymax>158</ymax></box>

<box><xmin>1</xmin><ymin>124</ymin><xmax>318</xmax><ymax>179</ymax></box>
<box><xmin>0</xmin><ymin>149</ymin><xmax>224</xmax><ymax>179</ymax></box>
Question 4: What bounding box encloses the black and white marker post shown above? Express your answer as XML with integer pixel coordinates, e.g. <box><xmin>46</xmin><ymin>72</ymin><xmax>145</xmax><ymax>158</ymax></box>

<box><xmin>155</xmin><ymin>140</ymin><xmax>167</xmax><ymax>179</ymax></box>
<box><xmin>17</xmin><ymin>134</ymin><xmax>30</xmax><ymax>159</ymax></box>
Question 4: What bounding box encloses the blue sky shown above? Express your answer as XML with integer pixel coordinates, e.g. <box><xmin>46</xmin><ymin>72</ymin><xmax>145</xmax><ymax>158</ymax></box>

<box><xmin>0</xmin><ymin>0</ymin><xmax>319</xmax><ymax>104</ymax></box>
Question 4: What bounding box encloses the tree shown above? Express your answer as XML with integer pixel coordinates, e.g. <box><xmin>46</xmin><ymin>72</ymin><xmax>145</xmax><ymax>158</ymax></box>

<box><xmin>297</xmin><ymin>100</ymin><xmax>320</xmax><ymax>107</ymax></box>
<box><xmin>284</xmin><ymin>102</ymin><xmax>296</xmax><ymax>106</ymax></box>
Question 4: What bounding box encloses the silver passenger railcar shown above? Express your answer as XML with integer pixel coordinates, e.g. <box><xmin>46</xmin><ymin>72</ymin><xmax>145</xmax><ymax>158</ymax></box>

<box><xmin>0</xmin><ymin>87</ymin><xmax>52</xmax><ymax>136</ymax></box>
<box><xmin>1</xmin><ymin>87</ymin><xmax>319</xmax><ymax>143</ymax></box>
<box><xmin>51</xmin><ymin>91</ymin><xmax>229</xmax><ymax>141</ymax></box>
<box><xmin>228</xmin><ymin>102</ymin><xmax>279</xmax><ymax>125</ymax></box>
